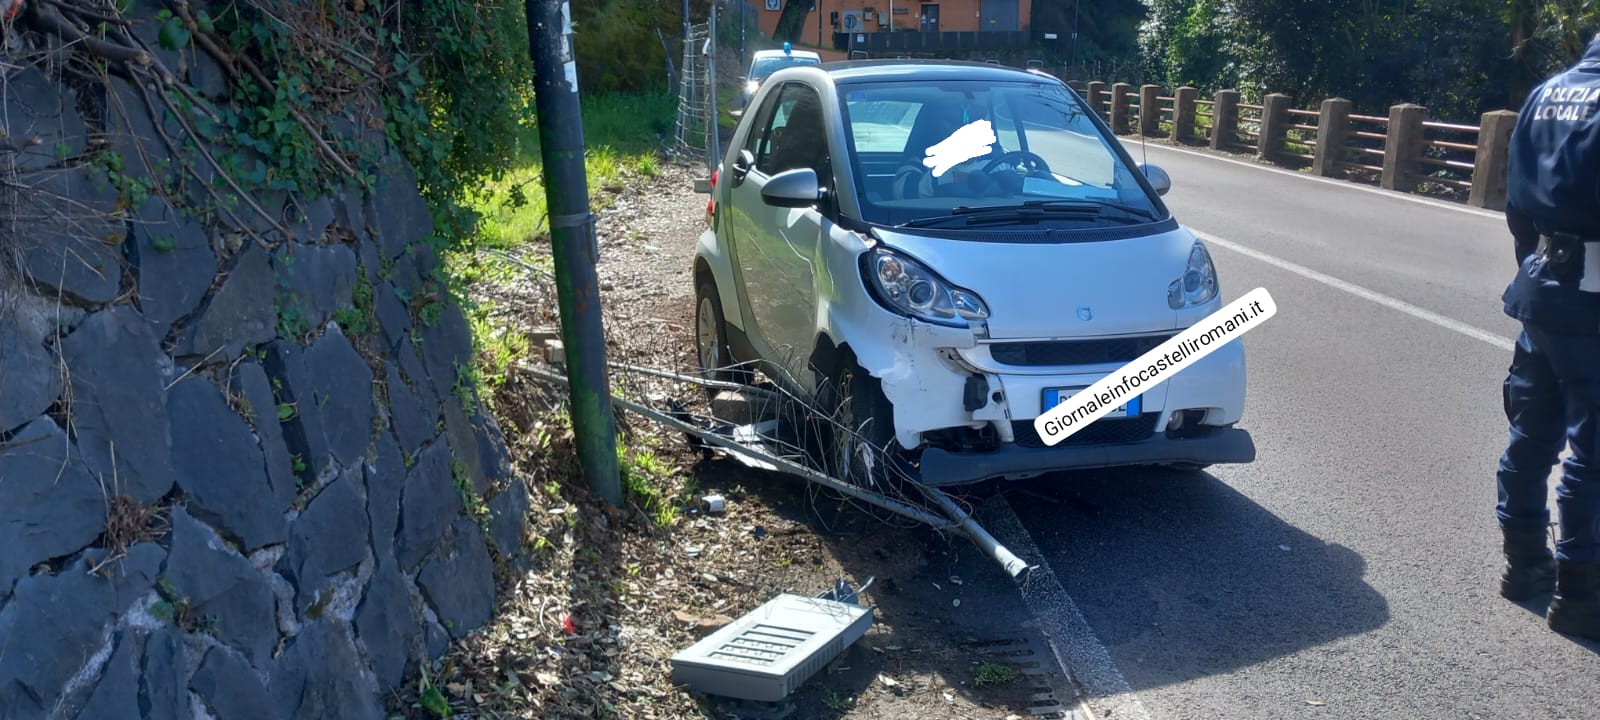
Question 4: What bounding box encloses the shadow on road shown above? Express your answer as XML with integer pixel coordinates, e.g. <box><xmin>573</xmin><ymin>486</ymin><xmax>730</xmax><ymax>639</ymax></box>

<box><xmin>1508</xmin><ymin>596</ymin><xmax>1600</xmax><ymax>656</ymax></box>
<box><xmin>1002</xmin><ymin>465</ymin><xmax>1390</xmax><ymax>693</ymax></box>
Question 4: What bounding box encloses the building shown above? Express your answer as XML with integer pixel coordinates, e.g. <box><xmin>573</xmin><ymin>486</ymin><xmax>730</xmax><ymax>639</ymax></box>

<box><xmin>753</xmin><ymin>0</ymin><xmax>1033</xmax><ymax>50</ymax></box>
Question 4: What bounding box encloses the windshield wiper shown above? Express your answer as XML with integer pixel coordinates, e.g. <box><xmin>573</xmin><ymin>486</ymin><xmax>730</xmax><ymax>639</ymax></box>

<box><xmin>895</xmin><ymin>199</ymin><xmax>1156</xmax><ymax>229</ymax></box>
<box><xmin>898</xmin><ymin>203</ymin><xmax>1098</xmax><ymax>229</ymax></box>
<box><xmin>957</xmin><ymin>199</ymin><xmax>1157</xmax><ymax>220</ymax></box>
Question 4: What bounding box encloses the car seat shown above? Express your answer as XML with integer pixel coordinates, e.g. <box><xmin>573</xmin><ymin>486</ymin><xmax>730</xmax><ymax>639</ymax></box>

<box><xmin>893</xmin><ymin>103</ymin><xmax>968</xmax><ymax>200</ymax></box>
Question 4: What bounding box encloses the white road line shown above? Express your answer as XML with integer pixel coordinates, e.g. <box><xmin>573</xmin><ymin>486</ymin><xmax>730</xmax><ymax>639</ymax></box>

<box><xmin>1195</xmin><ymin>230</ymin><xmax>1516</xmax><ymax>352</ymax></box>
<box><xmin>983</xmin><ymin>496</ymin><xmax>1153</xmax><ymax>720</ymax></box>
<box><xmin>1130</xmin><ymin>140</ymin><xmax>1506</xmax><ymax>220</ymax></box>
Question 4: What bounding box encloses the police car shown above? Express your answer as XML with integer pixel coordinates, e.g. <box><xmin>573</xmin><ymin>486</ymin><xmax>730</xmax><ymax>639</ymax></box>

<box><xmin>693</xmin><ymin>60</ymin><xmax>1256</xmax><ymax>487</ymax></box>
<box><xmin>740</xmin><ymin>44</ymin><xmax>822</xmax><ymax>109</ymax></box>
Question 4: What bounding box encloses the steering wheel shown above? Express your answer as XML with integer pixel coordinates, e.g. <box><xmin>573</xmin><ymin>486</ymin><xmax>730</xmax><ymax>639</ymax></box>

<box><xmin>983</xmin><ymin>150</ymin><xmax>1052</xmax><ymax>176</ymax></box>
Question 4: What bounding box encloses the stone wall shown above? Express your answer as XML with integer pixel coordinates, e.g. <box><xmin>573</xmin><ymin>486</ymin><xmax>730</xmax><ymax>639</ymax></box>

<box><xmin>0</xmin><ymin>10</ymin><xmax>529</xmax><ymax>719</ymax></box>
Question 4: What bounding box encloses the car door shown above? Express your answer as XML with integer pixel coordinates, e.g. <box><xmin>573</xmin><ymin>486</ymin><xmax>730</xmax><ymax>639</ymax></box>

<box><xmin>723</xmin><ymin>82</ymin><xmax>832</xmax><ymax>388</ymax></box>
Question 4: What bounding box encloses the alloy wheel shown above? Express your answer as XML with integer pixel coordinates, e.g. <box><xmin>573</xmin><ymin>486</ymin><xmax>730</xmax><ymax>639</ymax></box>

<box><xmin>832</xmin><ymin>368</ymin><xmax>860</xmax><ymax>480</ymax></box>
<box><xmin>696</xmin><ymin>296</ymin><xmax>721</xmax><ymax>377</ymax></box>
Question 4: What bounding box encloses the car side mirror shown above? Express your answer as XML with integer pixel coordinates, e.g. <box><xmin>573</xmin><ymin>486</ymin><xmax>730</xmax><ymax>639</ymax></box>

<box><xmin>761</xmin><ymin>168</ymin><xmax>823</xmax><ymax>208</ymax></box>
<box><xmin>730</xmin><ymin>149</ymin><xmax>756</xmax><ymax>186</ymax></box>
<box><xmin>1140</xmin><ymin>163</ymin><xmax>1172</xmax><ymax>196</ymax></box>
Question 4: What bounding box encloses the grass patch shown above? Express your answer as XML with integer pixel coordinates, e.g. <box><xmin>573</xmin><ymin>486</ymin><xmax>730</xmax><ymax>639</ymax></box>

<box><xmin>465</xmin><ymin>90</ymin><xmax>674</xmax><ymax>256</ymax></box>
<box><xmin>974</xmin><ymin>661</ymin><xmax>1019</xmax><ymax>687</ymax></box>
<box><xmin>716</xmin><ymin>71</ymin><xmax>743</xmax><ymax>133</ymax></box>
<box><xmin>617</xmin><ymin>440</ymin><xmax>697</xmax><ymax>528</ymax></box>
<box><xmin>467</xmin><ymin>312</ymin><xmax>530</xmax><ymax>394</ymax></box>
<box><xmin>447</xmin><ymin>89</ymin><xmax>674</xmax><ymax>418</ymax></box>
<box><xmin>821</xmin><ymin>689</ymin><xmax>855</xmax><ymax>712</ymax></box>
<box><xmin>453</xmin><ymin>457</ymin><xmax>491</xmax><ymax>532</ymax></box>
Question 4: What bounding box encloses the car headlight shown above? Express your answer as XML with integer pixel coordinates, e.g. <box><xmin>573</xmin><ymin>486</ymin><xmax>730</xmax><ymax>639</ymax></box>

<box><xmin>744</xmin><ymin>80</ymin><xmax>760</xmax><ymax>95</ymax></box>
<box><xmin>1168</xmin><ymin>241</ymin><xmax>1219</xmax><ymax>309</ymax></box>
<box><xmin>864</xmin><ymin>248</ymin><xmax>990</xmax><ymax>326</ymax></box>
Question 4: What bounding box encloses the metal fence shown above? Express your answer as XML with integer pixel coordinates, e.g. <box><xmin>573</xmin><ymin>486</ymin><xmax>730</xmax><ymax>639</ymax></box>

<box><xmin>671</xmin><ymin>22</ymin><xmax>720</xmax><ymax>169</ymax></box>
<box><xmin>1070</xmin><ymin>80</ymin><xmax>1518</xmax><ymax>210</ymax></box>
<box><xmin>832</xmin><ymin>30</ymin><xmax>1030</xmax><ymax>52</ymax></box>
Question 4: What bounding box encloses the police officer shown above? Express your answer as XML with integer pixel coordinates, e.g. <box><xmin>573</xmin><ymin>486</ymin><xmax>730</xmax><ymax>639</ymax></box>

<box><xmin>1496</xmin><ymin>32</ymin><xmax>1600</xmax><ymax>643</ymax></box>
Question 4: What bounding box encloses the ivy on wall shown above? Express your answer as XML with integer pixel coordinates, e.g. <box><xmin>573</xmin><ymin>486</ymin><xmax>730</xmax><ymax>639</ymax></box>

<box><xmin>12</xmin><ymin>0</ymin><xmax>533</xmax><ymax>254</ymax></box>
<box><xmin>380</xmin><ymin>0</ymin><xmax>532</xmax><ymax>246</ymax></box>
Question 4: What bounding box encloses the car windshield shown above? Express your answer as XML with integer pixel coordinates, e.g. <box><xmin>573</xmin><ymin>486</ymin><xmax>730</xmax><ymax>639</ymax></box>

<box><xmin>836</xmin><ymin>80</ymin><xmax>1164</xmax><ymax>227</ymax></box>
<box><xmin>749</xmin><ymin>55</ymin><xmax>820</xmax><ymax>80</ymax></box>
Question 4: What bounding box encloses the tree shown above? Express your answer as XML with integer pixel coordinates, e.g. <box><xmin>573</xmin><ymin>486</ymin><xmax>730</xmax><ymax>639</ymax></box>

<box><xmin>1034</xmin><ymin>0</ymin><xmax>1148</xmax><ymax>71</ymax></box>
<box><xmin>1133</xmin><ymin>0</ymin><xmax>1593</xmax><ymax>118</ymax></box>
<box><xmin>1512</xmin><ymin>0</ymin><xmax>1600</xmax><ymax>101</ymax></box>
<box><xmin>1139</xmin><ymin>0</ymin><xmax>1231</xmax><ymax>89</ymax></box>
<box><xmin>773</xmin><ymin>0</ymin><xmax>814</xmax><ymax>43</ymax></box>
<box><xmin>569</xmin><ymin>0</ymin><xmax>714</xmax><ymax>93</ymax></box>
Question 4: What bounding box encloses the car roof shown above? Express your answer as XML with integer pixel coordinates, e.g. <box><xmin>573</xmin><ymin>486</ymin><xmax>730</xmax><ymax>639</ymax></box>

<box><xmin>752</xmin><ymin>49</ymin><xmax>821</xmax><ymax>59</ymax></box>
<box><xmin>816</xmin><ymin>60</ymin><xmax>1053</xmax><ymax>86</ymax></box>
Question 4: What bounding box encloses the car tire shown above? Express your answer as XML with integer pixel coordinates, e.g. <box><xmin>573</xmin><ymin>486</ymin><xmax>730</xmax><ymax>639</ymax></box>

<box><xmin>695</xmin><ymin>279</ymin><xmax>750</xmax><ymax>392</ymax></box>
<box><xmin>819</xmin><ymin>355</ymin><xmax>898</xmax><ymax>489</ymax></box>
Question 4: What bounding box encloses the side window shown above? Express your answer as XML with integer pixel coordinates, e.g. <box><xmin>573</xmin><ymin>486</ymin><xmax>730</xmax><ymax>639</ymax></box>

<box><xmin>756</xmin><ymin>84</ymin><xmax>830</xmax><ymax>186</ymax></box>
<box><xmin>747</xmin><ymin>89</ymin><xmax>794</xmax><ymax>166</ymax></box>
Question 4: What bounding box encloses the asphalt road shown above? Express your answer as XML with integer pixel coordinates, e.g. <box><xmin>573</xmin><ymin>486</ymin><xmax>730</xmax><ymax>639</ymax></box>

<box><xmin>1004</xmin><ymin>142</ymin><xmax>1600</xmax><ymax>720</ymax></box>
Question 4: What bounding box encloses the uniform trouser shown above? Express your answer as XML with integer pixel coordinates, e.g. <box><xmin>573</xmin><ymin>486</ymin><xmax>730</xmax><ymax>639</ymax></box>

<box><xmin>1496</xmin><ymin>326</ymin><xmax>1600</xmax><ymax>563</ymax></box>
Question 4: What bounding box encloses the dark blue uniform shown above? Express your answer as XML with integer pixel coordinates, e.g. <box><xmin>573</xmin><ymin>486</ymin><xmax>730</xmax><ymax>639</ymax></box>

<box><xmin>1497</xmin><ymin>36</ymin><xmax>1600</xmax><ymax>571</ymax></box>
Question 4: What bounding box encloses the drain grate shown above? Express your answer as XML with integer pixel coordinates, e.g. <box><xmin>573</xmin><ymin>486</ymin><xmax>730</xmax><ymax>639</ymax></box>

<box><xmin>965</xmin><ymin>634</ymin><xmax>1079</xmax><ymax>719</ymax></box>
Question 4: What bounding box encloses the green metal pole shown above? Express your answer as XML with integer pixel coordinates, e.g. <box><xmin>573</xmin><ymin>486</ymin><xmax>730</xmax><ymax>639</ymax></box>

<box><xmin>526</xmin><ymin>0</ymin><xmax>622</xmax><ymax>506</ymax></box>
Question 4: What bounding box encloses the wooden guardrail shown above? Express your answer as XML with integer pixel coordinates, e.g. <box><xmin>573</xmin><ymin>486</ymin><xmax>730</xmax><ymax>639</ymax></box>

<box><xmin>1063</xmin><ymin>79</ymin><xmax>1517</xmax><ymax>210</ymax></box>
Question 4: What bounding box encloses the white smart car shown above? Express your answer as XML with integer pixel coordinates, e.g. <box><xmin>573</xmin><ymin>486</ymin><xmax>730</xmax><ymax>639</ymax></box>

<box><xmin>694</xmin><ymin>60</ymin><xmax>1254</xmax><ymax>487</ymax></box>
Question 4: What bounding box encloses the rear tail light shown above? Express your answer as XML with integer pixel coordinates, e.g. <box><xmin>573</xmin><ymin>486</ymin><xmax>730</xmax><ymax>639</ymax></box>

<box><xmin>706</xmin><ymin>168</ymin><xmax>719</xmax><ymax>226</ymax></box>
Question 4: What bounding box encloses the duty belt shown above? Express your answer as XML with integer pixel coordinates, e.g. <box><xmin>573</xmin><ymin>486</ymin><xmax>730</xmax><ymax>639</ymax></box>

<box><xmin>1536</xmin><ymin>233</ymin><xmax>1600</xmax><ymax>293</ymax></box>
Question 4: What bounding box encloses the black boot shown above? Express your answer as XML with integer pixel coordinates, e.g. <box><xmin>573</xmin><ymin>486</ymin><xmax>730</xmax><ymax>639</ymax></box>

<box><xmin>1501</xmin><ymin>527</ymin><xmax>1557</xmax><ymax>600</ymax></box>
<box><xmin>1548</xmin><ymin>561</ymin><xmax>1600</xmax><ymax>642</ymax></box>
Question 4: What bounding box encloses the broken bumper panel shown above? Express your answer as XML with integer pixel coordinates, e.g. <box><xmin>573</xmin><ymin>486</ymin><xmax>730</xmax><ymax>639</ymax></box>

<box><xmin>917</xmin><ymin>427</ymin><xmax>1257</xmax><ymax>487</ymax></box>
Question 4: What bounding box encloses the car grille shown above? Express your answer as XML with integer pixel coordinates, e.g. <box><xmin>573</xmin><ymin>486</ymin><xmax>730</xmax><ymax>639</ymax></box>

<box><xmin>988</xmin><ymin>333</ymin><xmax>1176</xmax><ymax>367</ymax></box>
<box><xmin>1011</xmin><ymin>415</ymin><xmax>1158</xmax><ymax>449</ymax></box>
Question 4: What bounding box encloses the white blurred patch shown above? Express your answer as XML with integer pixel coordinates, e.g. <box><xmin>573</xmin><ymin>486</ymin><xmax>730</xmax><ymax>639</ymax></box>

<box><xmin>1583</xmin><ymin>241</ymin><xmax>1600</xmax><ymax>292</ymax></box>
<box><xmin>922</xmin><ymin>120</ymin><xmax>996</xmax><ymax>178</ymax></box>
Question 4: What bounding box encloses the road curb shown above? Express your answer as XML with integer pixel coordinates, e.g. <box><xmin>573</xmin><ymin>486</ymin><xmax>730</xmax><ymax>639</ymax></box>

<box><xmin>980</xmin><ymin>494</ymin><xmax>1154</xmax><ymax>720</ymax></box>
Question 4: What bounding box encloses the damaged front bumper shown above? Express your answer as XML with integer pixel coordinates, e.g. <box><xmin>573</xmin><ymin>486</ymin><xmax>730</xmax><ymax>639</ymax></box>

<box><xmin>841</xmin><ymin>305</ymin><xmax>1254</xmax><ymax>487</ymax></box>
<box><xmin>918</xmin><ymin>428</ymin><xmax>1257</xmax><ymax>486</ymax></box>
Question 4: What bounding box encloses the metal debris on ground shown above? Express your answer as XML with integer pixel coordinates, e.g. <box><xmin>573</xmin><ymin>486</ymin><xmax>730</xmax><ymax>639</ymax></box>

<box><xmin>525</xmin><ymin>360</ymin><xmax>1032</xmax><ymax>578</ymax></box>
<box><xmin>669</xmin><ymin>592</ymin><xmax>874</xmax><ymax>702</ymax></box>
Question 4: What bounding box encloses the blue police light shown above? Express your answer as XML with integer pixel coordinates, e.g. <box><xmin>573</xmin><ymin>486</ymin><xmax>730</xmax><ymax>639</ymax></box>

<box><xmin>783</xmin><ymin>42</ymin><xmax>792</xmax><ymax>55</ymax></box>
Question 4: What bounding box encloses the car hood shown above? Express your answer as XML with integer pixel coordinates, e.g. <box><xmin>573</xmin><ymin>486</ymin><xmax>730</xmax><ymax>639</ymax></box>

<box><xmin>872</xmin><ymin>225</ymin><xmax>1197</xmax><ymax>339</ymax></box>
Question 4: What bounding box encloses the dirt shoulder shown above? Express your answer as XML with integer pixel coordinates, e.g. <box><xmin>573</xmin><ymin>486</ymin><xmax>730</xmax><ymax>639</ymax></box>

<box><xmin>393</xmin><ymin>163</ymin><xmax>1077</xmax><ymax>719</ymax></box>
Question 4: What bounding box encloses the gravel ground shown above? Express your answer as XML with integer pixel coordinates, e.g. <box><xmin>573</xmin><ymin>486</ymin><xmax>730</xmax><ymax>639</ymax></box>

<box><xmin>390</xmin><ymin>162</ymin><xmax>1066</xmax><ymax>720</ymax></box>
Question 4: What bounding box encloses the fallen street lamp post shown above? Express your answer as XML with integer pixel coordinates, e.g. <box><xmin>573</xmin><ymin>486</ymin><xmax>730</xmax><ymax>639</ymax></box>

<box><xmin>517</xmin><ymin>361</ymin><xmax>1034</xmax><ymax>579</ymax></box>
<box><xmin>526</xmin><ymin>0</ymin><xmax>623</xmax><ymax>506</ymax></box>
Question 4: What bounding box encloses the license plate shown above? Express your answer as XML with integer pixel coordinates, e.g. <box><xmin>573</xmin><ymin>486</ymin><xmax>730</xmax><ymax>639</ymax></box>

<box><xmin>1042</xmin><ymin>387</ymin><xmax>1140</xmax><ymax>418</ymax></box>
